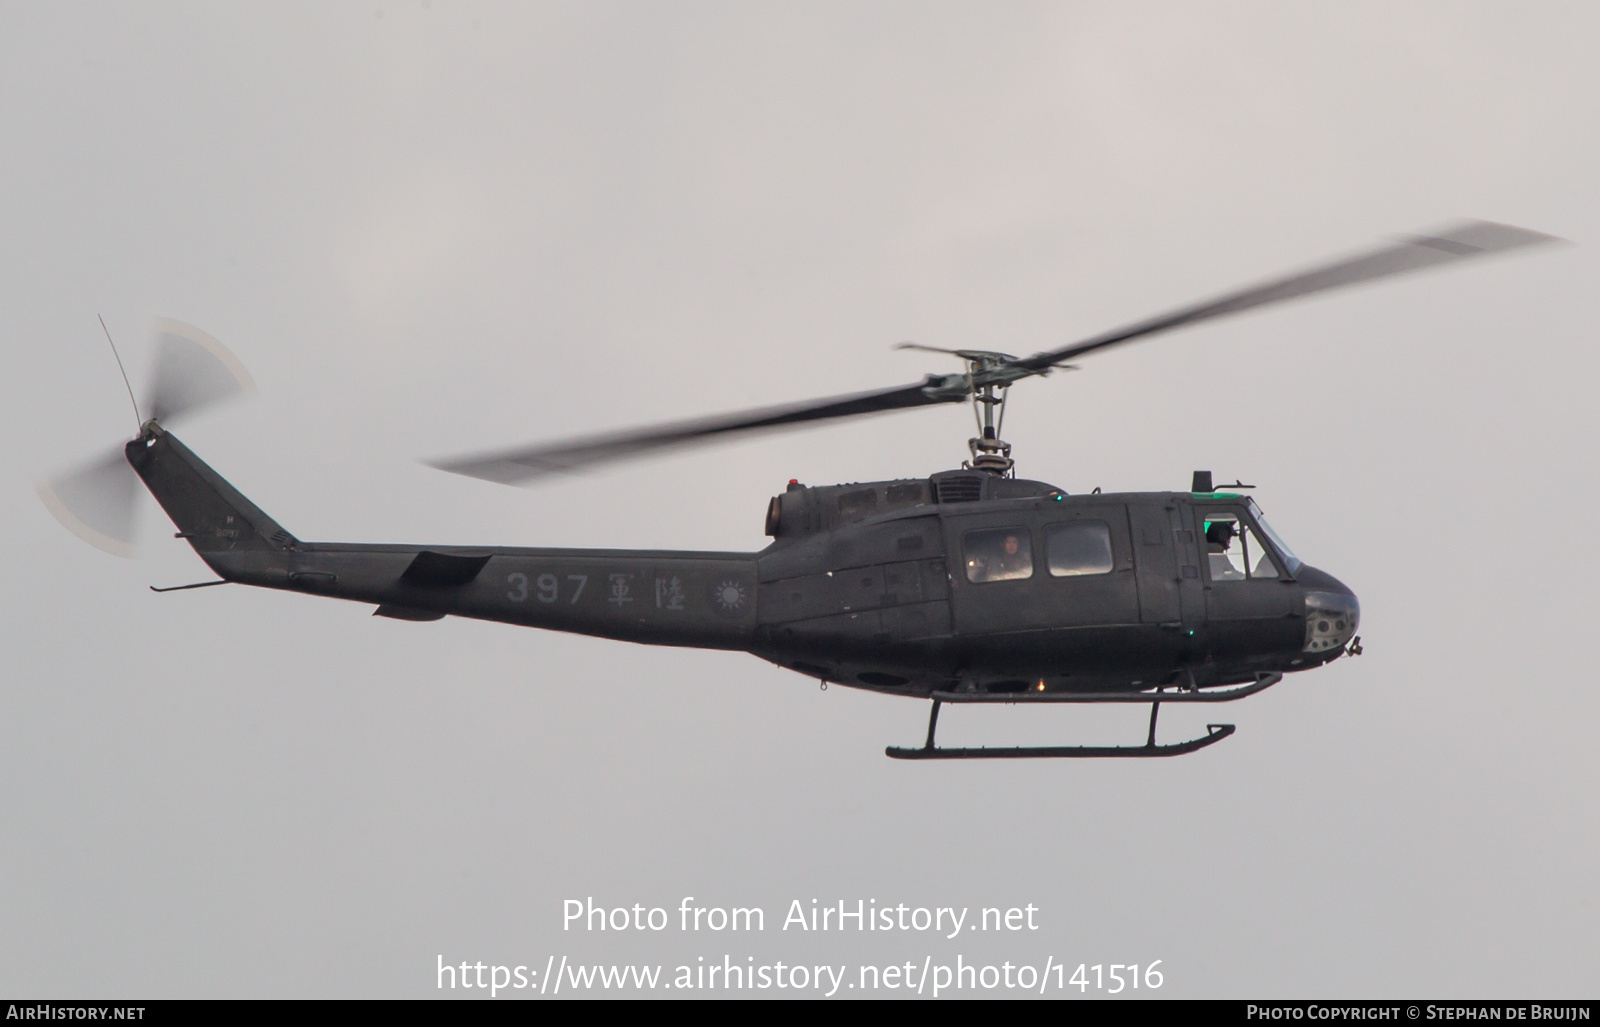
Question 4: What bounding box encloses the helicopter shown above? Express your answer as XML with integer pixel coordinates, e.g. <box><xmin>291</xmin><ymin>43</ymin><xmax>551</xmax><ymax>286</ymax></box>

<box><xmin>37</xmin><ymin>220</ymin><xmax>1557</xmax><ymax>759</ymax></box>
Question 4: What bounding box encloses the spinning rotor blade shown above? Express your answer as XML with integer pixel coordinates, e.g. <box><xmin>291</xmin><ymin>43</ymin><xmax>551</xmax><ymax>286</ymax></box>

<box><xmin>144</xmin><ymin>317</ymin><xmax>256</xmax><ymax>424</ymax></box>
<box><xmin>1015</xmin><ymin>220</ymin><xmax>1560</xmax><ymax>371</ymax></box>
<box><xmin>427</xmin><ymin>379</ymin><xmax>957</xmax><ymax>486</ymax></box>
<box><xmin>34</xmin><ymin>446</ymin><xmax>142</xmax><ymax>558</ymax></box>
<box><xmin>429</xmin><ymin>219</ymin><xmax>1558</xmax><ymax>486</ymax></box>
<box><xmin>37</xmin><ymin>317</ymin><xmax>256</xmax><ymax>557</ymax></box>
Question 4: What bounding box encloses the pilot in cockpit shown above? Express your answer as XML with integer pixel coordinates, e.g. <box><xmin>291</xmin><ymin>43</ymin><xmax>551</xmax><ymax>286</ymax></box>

<box><xmin>1205</xmin><ymin>519</ymin><xmax>1246</xmax><ymax>580</ymax></box>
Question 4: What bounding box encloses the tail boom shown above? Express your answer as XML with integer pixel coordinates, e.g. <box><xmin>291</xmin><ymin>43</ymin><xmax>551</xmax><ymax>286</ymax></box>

<box><xmin>127</xmin><ymin>426</ymin><xmax>758</xmax><ymax>649</ymax></box>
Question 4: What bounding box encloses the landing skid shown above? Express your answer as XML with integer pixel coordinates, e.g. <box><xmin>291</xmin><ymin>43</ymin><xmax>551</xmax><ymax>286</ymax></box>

<box><xmin>886</xmin><ymin>723</ymin><xmax>1234</xmax><ymax>760</ymax></box>
<box><xmin>885</xmin><ymin>674</ymin><xmax>1278</xmax><ymax>760</ymax></box>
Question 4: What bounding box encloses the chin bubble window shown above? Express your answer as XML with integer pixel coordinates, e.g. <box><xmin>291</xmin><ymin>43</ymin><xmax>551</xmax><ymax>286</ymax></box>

<box><xmin>1304</xmin><ymin>591</ymin><xmax>1360</xmax><ymax>653</ymax></box>
<box><xmin>1201</xmin><ymin>512</ymin><xmax>1280</xmax><ymax>581</ymax></box>
<box><xmin>1044</xmin><ymin>521</ymin><xmax>1114</xmax><ymax>576</ymax></box>
<box><xmin>963</xmin><ymin>527</ymin><xmax>1034</xmax><ymax>583</ymax></box>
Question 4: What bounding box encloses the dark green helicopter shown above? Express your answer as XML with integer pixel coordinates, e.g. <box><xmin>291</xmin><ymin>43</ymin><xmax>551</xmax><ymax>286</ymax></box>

<box><xmin>38</xmin><ymin>221</ymin><xmax>1555</xmax><ymax>759</ymax></box>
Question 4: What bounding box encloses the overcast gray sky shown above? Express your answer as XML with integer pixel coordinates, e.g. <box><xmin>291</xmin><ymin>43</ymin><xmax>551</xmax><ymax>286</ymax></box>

<box><xmin>3</xmin><ymin>1</ymin><xmax>1597</xmax><ymax>998</ymax></box>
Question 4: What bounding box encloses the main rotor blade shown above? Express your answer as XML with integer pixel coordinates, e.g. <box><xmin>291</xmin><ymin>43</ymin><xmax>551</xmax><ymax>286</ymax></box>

<box><xmin>429</xmin><ymin>220</ymin><xmax>1557</xmax><ymax>487</ymax></box>
<box><xmin>427</xmin><ymin>379</ymin><xmax>956</xmax><ymax>486</ymax></box>
<box><xmin>1015</xmin><ymin>220</ymin><xmax>1561</xmax><ymax>371</ymax></box>
<box><xmin>35</xmin><ymin>446</ymin><xmax>141</xmax><ymax>558</ymax></box>
<box><xmin>144</xmin><ymin>317</ymin><xmax>256</xmax><ymax>424</ymax></box>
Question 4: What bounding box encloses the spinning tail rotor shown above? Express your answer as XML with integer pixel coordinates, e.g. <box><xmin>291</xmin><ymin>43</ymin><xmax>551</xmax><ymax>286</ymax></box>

<box><xmin>35</xmin><ymin>318</ymin><xmax>255</xmax><ymax>557</ymax></box>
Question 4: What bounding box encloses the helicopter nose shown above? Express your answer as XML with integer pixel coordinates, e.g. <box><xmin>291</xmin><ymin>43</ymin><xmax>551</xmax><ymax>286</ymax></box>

<box><xmin>1297</xmin><ymin>567</ymin><xmax>1359</xmax><ymax>655</ymax></box>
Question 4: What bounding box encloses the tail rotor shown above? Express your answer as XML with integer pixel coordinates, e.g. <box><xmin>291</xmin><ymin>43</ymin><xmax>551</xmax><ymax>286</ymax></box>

<box><xmin>143</xmin><ymin>317</ymin><xmax>256</xmax><ymax>425</ymax></box>
<box><xmin>35</xmin><ymin>318</ymin><xmax>255</xmax><ymax>557</ymax></box>
<box><xmin>34</xmin><ymin>447</ymin><xmax>143</xmax><ymax>558</ymax></box>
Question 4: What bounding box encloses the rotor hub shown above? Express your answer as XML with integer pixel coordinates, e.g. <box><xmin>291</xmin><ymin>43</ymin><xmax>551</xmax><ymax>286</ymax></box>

<box><xmin>902</xmin><ymin>347</ymin><xmax>1028</xmax><ymax>477</ymax></box>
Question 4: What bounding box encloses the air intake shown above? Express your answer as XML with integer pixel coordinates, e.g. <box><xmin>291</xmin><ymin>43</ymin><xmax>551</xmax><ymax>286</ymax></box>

<box><xmin>932</xmin><ymin>474</ymin><xmax>984</xmax><ymax>503</ymax></box>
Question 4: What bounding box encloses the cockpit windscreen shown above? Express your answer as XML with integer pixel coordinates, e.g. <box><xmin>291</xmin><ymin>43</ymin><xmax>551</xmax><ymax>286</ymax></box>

<box><xmin>1247</xmin><ymin>499</ymin><xmax>1302</xmax><ymax>573</ymax></box>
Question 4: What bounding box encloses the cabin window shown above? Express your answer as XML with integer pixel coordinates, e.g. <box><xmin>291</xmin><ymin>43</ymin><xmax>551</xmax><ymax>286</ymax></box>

<box><xmin>963</xmin><ymin>527</ymin><xmax>1034</xmax><ymax>583</ymax></box>
<box><xmin>1200</xmin><ymin>511</ymin><xmax>1279</xmax><ymax>581</ymax></box>
<box><xmin>1044</xmin><ymin>521</ymin><xmax>1114</xmax><ymax>576</ymax></box>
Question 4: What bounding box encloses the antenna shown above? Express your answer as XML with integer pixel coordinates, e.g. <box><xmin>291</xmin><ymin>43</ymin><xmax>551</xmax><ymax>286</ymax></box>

<box><xmin>98</xmin><ymin>314</ymin><xmax>143</xmax><ymax>434</ymax></box>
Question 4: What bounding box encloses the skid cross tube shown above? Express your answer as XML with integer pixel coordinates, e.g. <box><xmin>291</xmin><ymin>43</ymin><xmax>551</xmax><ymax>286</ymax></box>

<box><xmin>885</xmin><ymin>673</ymin><xmax>1278</xmax><ymax>759</ymax></box>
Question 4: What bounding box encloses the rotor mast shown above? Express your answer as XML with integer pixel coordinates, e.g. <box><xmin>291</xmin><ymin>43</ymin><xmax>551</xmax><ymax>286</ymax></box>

<box><xmin>898</xmin><ymin>345</ymin><xmax>1060</xmax><ymax>478</ymax></box>
<box><xmin>966</xmin><ymin>354</ymin><xmax>1015</xmax><ymax>477</ymax></box>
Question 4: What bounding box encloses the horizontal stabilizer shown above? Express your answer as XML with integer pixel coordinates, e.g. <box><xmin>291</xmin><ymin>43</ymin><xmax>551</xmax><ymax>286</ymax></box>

<box><xmin>373</xmin><ymin>605</ymin><xmax>447</xmax><ymax>621</ymax></box>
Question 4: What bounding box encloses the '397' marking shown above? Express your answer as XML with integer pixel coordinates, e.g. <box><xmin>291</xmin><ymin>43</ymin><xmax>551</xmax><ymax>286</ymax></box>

<box><xmin>506</xmin><ymin>572</ymin><xmax>587</xmax><ymax>604</ymax></box>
